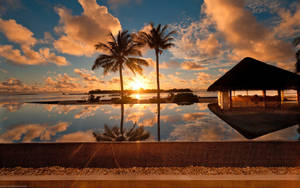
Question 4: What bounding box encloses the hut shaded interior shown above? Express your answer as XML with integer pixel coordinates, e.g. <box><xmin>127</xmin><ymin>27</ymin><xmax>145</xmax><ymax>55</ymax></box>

<box><xmin>207</xmin><ymin>57</ymin><xmax>300</xmax><ymax>109</ymax></box>
<box><xmin>208</xmin><ymin>103</ymin><xmax>300</xmax><ymax>139</ymax></box>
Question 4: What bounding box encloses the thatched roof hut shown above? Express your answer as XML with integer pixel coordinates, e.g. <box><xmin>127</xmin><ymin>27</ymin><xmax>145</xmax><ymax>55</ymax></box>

<box><xmin>208</xmin><ymin>57</ymin><xmax>300</xmax><ymax>91</ymax></box>
<box><xmin>207</xmin><ymin>57</ymin><xmax>300</xmax><ymax>109</ymax></box>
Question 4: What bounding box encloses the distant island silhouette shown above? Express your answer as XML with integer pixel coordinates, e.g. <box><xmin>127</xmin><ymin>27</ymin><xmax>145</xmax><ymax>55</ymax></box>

<box><xmin>88</xmin><ymin>88</ymin><xmax>193</xmax><ymax>94</ymax></box>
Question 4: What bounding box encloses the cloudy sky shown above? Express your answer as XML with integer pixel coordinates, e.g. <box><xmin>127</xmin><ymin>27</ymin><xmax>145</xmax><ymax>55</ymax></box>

<box><xmin>0</xmin><ymin>0</ymin><xmax>299</xmax><ymax>93</ymax></box>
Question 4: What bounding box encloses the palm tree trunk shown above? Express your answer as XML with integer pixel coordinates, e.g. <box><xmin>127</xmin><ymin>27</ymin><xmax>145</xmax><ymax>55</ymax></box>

<box><xmin>120</xmin><ymin>103</ymin><xmax>124</xmax><ymax>135</ymax></box>
<box><xmin>155</xmin><ymin>50</ymin><xmax>160</xmax><ymax>100</ymax></box>
<box><xmin>119</xmin><ymin>64</ymin><xmax>124</xmax><ymax>100</ymax></box>
<box><xmin>157</xmin><ymin>102</ymin><xmax>160</xmax><ymax>141</ymax></box>
<box><xmin>119</xmin><ymin>64</ymin><xmax>124</xmax><ymax>135</ymax></box>
<box><xmin>155</xmin><ymin>50</ymin><xmax>161</xmax><ymax>141</ymax></box>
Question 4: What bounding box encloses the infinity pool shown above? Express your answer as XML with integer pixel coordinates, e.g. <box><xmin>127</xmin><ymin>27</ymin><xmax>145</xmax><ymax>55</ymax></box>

<box><xmin>0</xmin><ymin>94</ymin><xmax>299</xmax><ymax>142</ymax></box>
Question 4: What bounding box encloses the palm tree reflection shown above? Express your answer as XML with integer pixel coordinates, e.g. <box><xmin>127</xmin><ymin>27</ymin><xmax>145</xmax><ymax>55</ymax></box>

<box><xmin>93</xmin><ymin>103</ymin><xmax>150</xmax><ymax>141</ymax></box>
<box><xmin>157</xmin><ymin>102</ymin><xmax>160</xmax><ymax>141</ymax></box>
<box><xmin>298</xmin><ymin>124</ymin><xmax>300</xmax><ymax>140</ymax></box>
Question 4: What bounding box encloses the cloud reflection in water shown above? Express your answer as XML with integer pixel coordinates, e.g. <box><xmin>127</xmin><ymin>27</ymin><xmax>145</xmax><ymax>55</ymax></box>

<box><xmin>0</xmin><ymin>102</ymin><xmax>298</xmax><ymax>142</ymax></box>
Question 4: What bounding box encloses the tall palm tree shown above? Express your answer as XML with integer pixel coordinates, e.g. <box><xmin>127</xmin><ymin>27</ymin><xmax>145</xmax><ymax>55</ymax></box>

<box><xmin>92</xmin><ymin>30</ymin><xmax>149</xmax><ymax>101</ymax></box>
<box><xmin>134</xmin><ymin>23</ymin><xmax>176</xmax><ymax>141</ymax></box>
<box><xmin>92</xmin><ymin>30</ymin><xmax>149</xmax><ymax>133</ymax></box>
<box><xmin>135</xmin><ymin>23</ymin><xmax>176</xmax><ymax>100</ymax></box>
<box><xmin>292</xmin><ymin>36</ymin><xmax>300</xmax><ymax>73</ymax></box>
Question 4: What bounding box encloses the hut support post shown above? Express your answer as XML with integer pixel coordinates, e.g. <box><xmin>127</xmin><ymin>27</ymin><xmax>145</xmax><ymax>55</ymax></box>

<box><xmin>281</xmin><ymin>90</ymin><xmax>284</xmax><ymax>104</ymax></box>
<box><xmin>262</xmin><ymin>90</ymin><xmax>266</xmax><ymax>108</ymax></box>
<box><xmin>229</xmin><ymin>90</ymin><xmax>232</xmax><ymax>108</ymax></box>
<box><xmin>277</xmin><ymin>90</ymin><xmax>283</xmax><ymax>103</ymax></box>
<box><xmin>218</xmin><ymin>91</ymin><xmax>231</xmax><ymax>110</ymax></box>
<box><xmin>297</xmin><ymin>89</ymin><xmax>300</xmax><ymax>104</ymax></box>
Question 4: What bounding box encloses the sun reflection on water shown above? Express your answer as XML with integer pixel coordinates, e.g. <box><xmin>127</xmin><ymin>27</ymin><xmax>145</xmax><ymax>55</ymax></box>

<box><xmin>134</xmin><ymin>94</ymin><xmax>141</xmax><ymax>100</ymax></box>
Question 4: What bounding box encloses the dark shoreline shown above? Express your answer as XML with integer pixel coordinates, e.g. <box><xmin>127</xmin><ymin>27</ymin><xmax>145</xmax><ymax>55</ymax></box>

<box><xmin>27</xmin><ymin>97</ymin><xmax>217</xmax><ymax>105</ymax></box>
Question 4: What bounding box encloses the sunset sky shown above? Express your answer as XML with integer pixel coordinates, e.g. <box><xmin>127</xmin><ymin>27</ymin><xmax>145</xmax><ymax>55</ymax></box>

<box><xmin>0</xmin><ymin>0</ymin><xmax>299</xmax><ymax>93</ymax></box>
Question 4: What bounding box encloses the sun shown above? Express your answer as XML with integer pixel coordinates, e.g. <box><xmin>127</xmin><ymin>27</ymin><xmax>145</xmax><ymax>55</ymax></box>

<box><xmin>129</xmin><ymin>78</ymin><xmax>144</xmax><ymax>91</ymax></box>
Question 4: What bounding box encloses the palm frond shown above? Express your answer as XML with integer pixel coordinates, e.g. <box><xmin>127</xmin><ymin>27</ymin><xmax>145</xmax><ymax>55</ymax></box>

<box><xmin>163</xmin><ymin>30</ymin><xmax>176</xmax><ymax>40</ymax></box>
<box><xmin>135</xmin><ymin>23</ymin><xmax>176</xmax><ymax>53</ymax></box>
<box><xmin>162</xmin><ymin>42</ymin><xmax>175</xmax><ymax>50</ymax></box>
<box><xmin>128</xmin><ymin>57</ymin><xmax>149</xmax><ymax>66</ymax></box>
<box><xmin>125</xmin><ymin>58</ymin><xmax>149</xmax><ymax>75</ymax></box>
<box><xmin>109</xmin><ymin>32</ymin><xmax>117</xmax><ymax>44</ymax></box>
<box><xmin>92</xmin><ymin>55</ymin><xmax>114</xmax><ymax>70</ymax></box>
<box><xmin>94</xmin><ymin>124</ymin><xmax>150</xmax><ymax>142</ymax></box>
<box><xmin>126</xmin><ymin>123</ymin><xmax>137</xmax><ymax>137</ymax></box>
<box><xmin>293</xmin><ymin>37</ymin><xmax>300</xmax><ymax>46</ymax></box>
<box><xmin>125</xmin><ymin>61</ymin><xmax>141</xmax><ymax>75</ymax></box>
<box><xmin>95</xmin><ymin>43</ymin><xmax>111</xmax><ymax>53</ymax></box>
<box><xmin>124</xmin><ymin>43</ymin><xmax>143</xmax><ymax>56</ymax></box>
<box><xmin>160</xmin><ymin>24</ymin><xmax>169</xmax><ymax>36</ymax></box>
<box><xmin>104</xmin><ymin>124</ymin><xmax>115</xmax><ymax>137</ymax></box>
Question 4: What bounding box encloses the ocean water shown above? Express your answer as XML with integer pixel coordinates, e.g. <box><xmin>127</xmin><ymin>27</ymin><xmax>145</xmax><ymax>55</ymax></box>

<box><xmin>0</xmin><ymin>92</ymin><xmax>299</xmax><ymax>143</ymax></box>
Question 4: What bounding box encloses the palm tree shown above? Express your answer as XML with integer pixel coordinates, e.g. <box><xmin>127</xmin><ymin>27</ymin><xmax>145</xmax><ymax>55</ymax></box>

<box><xmin>134</xmin><ymin>23</ymin><xmax>176</xmax><ymax>141</ymax></box>
<box><xmin>134</xmin><ymin>23</ymin><xmax>176</xmax><ymax>100</ymax></box>
<box><xmin>292</xmin><ymin>36</ymin><xmax>300</xmax><ymax>72</ymax></box>
<box><xmin>93</xmin><ymin>123</ymin><xmax>150</xmax><ymax>141</ymax></box>
<box><xmin>92</xmin><ymin>30</ymin><xmax>149</xmax><ymax>133</ymax></box>
<box><xmin>92</xmin><ymin>30</ymin><xmax>149</xmax><ymax>101</ymax></box>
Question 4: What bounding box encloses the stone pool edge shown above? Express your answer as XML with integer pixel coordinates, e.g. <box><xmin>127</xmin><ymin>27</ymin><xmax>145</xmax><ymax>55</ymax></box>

<box><xmin>0</xmin><ymin>141</ymin><xmax>299</xmax><ymax>168</ymax></box>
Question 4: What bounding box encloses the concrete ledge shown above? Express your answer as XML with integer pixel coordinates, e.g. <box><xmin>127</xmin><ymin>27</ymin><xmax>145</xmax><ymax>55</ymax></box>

<box><xmin>0</xmin><ymin>141</ymin><xmax>299</xmax><ymax>168</ymax></box>
<box><xmin>0</xmin><ymin>175</ymin><xmax>299</xmax><ymax>188</ymax></box>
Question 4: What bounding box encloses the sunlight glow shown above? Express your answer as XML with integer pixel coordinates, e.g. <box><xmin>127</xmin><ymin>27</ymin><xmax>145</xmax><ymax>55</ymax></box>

<box><xmin>129</xmin><ymin>78</ymin><xmax>145</xmax><ymax>90</ymax></box>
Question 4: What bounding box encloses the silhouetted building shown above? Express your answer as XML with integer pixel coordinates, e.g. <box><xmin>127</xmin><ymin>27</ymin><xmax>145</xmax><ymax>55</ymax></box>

<box><xmin>208</xmin><ymin>57</ymin><xmax>300</xmax><ymax>109</ymax></box>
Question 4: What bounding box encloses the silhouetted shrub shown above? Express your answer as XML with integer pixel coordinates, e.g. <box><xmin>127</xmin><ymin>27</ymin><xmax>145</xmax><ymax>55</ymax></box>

<box><xmin>172</xmin><ymin>93</ymin><xmax>199</xmax><ymax>104</ymax></box>
<box><xmin>88</xmin><ymin>94</ymin><xmax>100</xmax><ymax>102</ymax></box>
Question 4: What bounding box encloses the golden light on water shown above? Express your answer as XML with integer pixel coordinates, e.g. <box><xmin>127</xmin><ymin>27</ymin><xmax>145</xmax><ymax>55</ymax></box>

<box><xmin>134</xmin><ymin>94</ymin><xmax>141</xmax><ymax>100</ymax></box>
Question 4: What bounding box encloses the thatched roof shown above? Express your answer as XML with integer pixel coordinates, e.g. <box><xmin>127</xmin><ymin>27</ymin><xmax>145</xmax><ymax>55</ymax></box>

<box><xmin>207</xmin><ymin>57</ymin><xmax>300</xmax><ymax>91</ymax></box>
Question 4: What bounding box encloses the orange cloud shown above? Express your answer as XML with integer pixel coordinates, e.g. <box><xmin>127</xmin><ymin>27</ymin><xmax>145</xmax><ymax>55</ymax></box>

<box><xmin>181</xmin><ymin>61</ymin><xmax>206</xmax><ymax>70</ymax></box>
<box><xmin>169</xmin><ymin>18</ymin><xmax>224</xmax><ymax>63</ymax></box>
<box><xmin>0</xmin><ymin>18</ymin><xmax>69</xmax><ymax>66</ymax></box>
<box><xmin>54</xmin><ymin>0</ymin><xmax>121</xmax><ymax>56</ymax></box>
<box><xmin>189</xmin><ymin>72</ymin><xmax>216</xmax><ymax>89</ymax></box>
<box><xmin>160</xmin><ymin>61</ymin><xmax>180</xmax><ymax>69</ymax></box>
<box><xmin>0</xmin><ymin>45</ymin><xmax>69</xmax><ymax>66</ymax></box>
<box><xmin>0</xmin><ymin>122</ymin><xmax>70</xmax><ymax>142</ymax></box>
<box><xmin>74</xmin><ymin>106</ymin><xmax>100</xmax><ymax>119</ymax></box>
<box><xmin>204</xmin><ymin>0</ymin><xmax>294</xmax><ymax>65</ymax></box>
<box><xmin>74</xmin><ymin>68</ymin><xmax>102</xmax><ymax>83</ymax></box>
<box><xmin>0</xmin><ymin>78</ymin><xmax>40</xmax><ymax>94</ymax></box>
<box><xmin>56</xmin><ymin>130</ymin><xmax>95</xmax><ymax>142</ymax></box>
<box><xmin>0</xmin><ymin>101</ymin><xmax>23</xmax><ymax>112</ymax></box>
<box><xmin>245</xmin><ymin>0</ymin><xmax>280</xmax><ymax>14</ymax></box>
<box><xmin>274</xmin><ymin>3</ymin><xmax>300</xmax><ymax>38</ymax></box>
<box><xmin>0</xmin><ymin>18</ymin><xmax>36</xmax><ymax>46</ymax></box>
